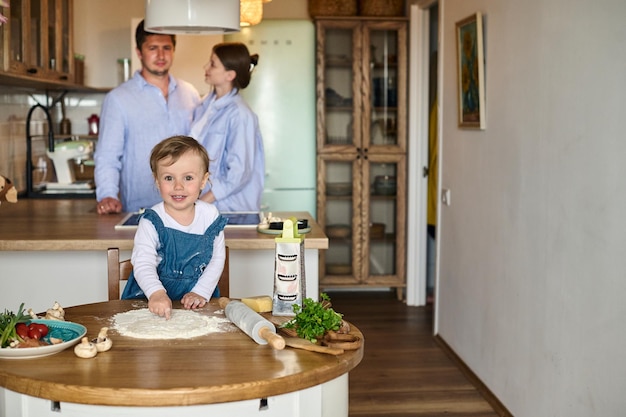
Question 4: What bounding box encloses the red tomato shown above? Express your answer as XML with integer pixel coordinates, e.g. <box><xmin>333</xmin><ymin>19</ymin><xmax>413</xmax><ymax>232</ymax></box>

<box><xmin>15</xmin><ymin>323</ymin><xmax>29</xmax><ymax>339</ymax></box>
<box><xmin>27</xmin><ymin>323</ymin><xmax>49</xmax><ymax>339</ymax></box>
<box><xmin>28</xmin><ymin>327</ymin><xmax>41</xmax><ymax>339</ymax></box>
<box><xmin>32</xmin><ymin>323</ymin><xmax>49</xmax><ymax>337</ymax></box>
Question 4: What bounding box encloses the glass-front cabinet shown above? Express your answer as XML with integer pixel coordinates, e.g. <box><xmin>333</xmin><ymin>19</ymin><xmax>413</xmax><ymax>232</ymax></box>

<box><xmin>2</xmin><ymin>0</ymin><xmax>73</xmax><ymax>82</ymax></box>
<box><xmin>316</xmin><ymin>18</ymin><xmax>407</xmax><ymax>297</ymax></box>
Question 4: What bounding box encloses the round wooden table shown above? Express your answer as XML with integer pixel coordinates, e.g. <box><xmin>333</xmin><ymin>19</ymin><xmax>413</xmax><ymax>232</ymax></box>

<box><xmin>0</xmin><ymin>300</ymin><xmax>363</xmax><ymax>416</ymax></box>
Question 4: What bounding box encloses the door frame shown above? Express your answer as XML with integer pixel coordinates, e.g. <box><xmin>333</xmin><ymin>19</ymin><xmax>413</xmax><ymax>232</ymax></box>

<box><xmin>406</xmin><ymin>1</ymin><xmax>438</xmax><ymax>306</ymax></box>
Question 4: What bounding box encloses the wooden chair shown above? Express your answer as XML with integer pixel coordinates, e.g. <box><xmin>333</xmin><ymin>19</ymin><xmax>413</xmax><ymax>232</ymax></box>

<box><xmin>107</xmin><ymin>247</ymin><xmax>229</xmax><ymax>301</ymax></box>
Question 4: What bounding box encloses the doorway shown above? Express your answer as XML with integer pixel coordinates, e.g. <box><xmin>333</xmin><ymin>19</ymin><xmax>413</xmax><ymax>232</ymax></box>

<box><xmin>406</xmin><ymin>1</ymin><xmax>439</xmax><ymax>307</ymax></box>
<box><xmin>426</xmin><ymin>4</ymin><xmax>439</xmax><ymax>304</ymax></box>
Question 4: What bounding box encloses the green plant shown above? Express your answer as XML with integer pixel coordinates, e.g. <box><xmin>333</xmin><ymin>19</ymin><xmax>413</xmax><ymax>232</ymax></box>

<box><xmin>0</xmin><ymin>303</ymin><xmax>30</xmax><ymax>348</ymax></box>
<box><xmin>282</xmin><ymin>293</ymin><xmax>343</xmax><ymax>343</ymax></box>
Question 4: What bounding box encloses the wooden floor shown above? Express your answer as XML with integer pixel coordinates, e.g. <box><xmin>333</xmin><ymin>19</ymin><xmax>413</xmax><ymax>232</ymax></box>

<box><xmin>325</xmin><ymin>290</ymin><xmax>502</xmax><ymax>417</ymax></box>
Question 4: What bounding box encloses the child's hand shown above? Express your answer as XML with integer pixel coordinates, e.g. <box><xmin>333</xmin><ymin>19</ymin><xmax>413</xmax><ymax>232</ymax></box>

<box><xmin>182</xmin><ymin>292</ymin><xmax>207</xmax><ymax>310</ymax></box>
<box><xmin>148</xmin><ymin>290</ymin><xmax>172</xmax><ymax>320</ymax></box>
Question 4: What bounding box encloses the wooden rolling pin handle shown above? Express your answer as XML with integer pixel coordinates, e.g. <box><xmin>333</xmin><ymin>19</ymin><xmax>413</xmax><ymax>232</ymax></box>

<box><xmin>218</xmin><ymin>297</ymin><xmax>231</xmax><ymax>309</ymax></box>
<box><xmin>259</xmin><ymin>326</ymin><xmax>285</xmax><ymax>350</ymax></box>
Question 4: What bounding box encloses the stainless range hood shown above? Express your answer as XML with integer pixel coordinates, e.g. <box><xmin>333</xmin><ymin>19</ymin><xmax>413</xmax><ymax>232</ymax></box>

<box><xmin>145</xmin><ymin>0</ymin><xmax>240</xmax><ymax>35</ymax></box>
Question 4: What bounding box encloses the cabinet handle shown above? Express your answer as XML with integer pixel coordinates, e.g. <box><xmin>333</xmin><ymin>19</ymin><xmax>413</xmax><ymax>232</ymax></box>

<box><xmin>27</xmin><ymin>68</ymin><xmax>38</xmax><ymax>74</ymax></box>
<box><xmin>423</xmin><ymin>166</ymin><xmax>429</xmax><ymax>177</ymax></box>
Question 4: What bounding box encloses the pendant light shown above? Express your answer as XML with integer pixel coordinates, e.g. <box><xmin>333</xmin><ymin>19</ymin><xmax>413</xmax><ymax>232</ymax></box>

<box><xmin>145</xmin><ymin>0</ymin><xmax>240</xmax><ymax>34</ymax></box>
<box><xmin>240</xmin><ymin>0</ymin><xmax>263</xmax><ymax>27</ymax></box>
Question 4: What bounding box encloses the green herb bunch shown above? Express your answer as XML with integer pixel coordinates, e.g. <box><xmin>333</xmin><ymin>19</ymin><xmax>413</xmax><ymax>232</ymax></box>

<box><xmin>0</xmin><ymin>303</ymin><xmax>30</xmax><ymax>348</ymax></box>
<box><xmin>283</xmin><ymin>293</ymin><xmax>343</xmax><ymax>343</ymax></box>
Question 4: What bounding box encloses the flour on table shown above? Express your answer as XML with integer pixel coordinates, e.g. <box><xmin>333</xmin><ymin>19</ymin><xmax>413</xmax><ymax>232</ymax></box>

<box><xmin>112</xmin><ymin>309</ymin><xmax>230</xmax><ymax>339</ymax></box>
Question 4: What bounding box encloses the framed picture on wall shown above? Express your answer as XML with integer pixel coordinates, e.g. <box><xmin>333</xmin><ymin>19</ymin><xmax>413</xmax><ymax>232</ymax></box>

<box><xmin>456</xmin><ymin>12</ymin><xmax>485</xmax><ymax>129</ymax></box>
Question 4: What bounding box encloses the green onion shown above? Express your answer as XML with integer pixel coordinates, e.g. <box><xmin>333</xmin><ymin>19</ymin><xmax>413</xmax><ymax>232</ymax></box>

<box><xmin>0</xmin><ymin>303</ymin><xmax>30</xmax><ymax>348</ymax></box>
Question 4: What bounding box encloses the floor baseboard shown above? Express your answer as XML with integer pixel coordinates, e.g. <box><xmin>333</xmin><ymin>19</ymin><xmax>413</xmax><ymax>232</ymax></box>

<box><xmin>434</xmin><ymin>334</ymin><xmax>514</xmax><ymax>417</ymax></box>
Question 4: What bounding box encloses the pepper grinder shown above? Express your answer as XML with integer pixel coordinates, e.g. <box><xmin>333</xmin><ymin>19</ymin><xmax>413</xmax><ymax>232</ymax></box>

<box><xmin>60</xmin><ymin>99</ymin><xmax>71</xmax><ymax>135</ymax></box>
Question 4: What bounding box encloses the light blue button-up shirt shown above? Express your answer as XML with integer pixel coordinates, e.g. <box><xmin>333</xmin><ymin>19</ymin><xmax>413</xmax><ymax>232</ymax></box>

<box><xmin>94</xmin><ymin>71</ymin><xmax>200</xmax><ymax>212</ymax></box>
<box><xmin>190</xmin><ymin>89</ymin><xmax>265</xmax><ymax>212</ymax></box>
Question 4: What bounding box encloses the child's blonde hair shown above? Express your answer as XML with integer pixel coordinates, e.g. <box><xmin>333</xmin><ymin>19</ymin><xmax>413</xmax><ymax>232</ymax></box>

<box><xmin>150</xmin><ymin>135</ymin><xmax>209</xmax><ymax>175</ymax></box>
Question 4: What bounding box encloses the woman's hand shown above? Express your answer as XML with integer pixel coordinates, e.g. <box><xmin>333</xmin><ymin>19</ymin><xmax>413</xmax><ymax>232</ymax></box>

<box><xmin>182</xmin><ymin>292</ymin><xmax>208</xmax><ymax>310</ymax></box>
<box><xmin>148</xmin><ymin>290</ymin><xmax>172</xmax><ymax>319</ymax></box>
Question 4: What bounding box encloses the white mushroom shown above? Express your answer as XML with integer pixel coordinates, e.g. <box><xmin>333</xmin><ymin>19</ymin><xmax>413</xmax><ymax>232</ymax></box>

<box><xmin>93</xmin><ymin>327</ymin><xmax>113</xmax><ymax>352</ymax></box>
<box><xmin>27</xmin><ymin>308</ymin><xmax>39</xmax><ymax>319</ymax></box>
<box><xmin>258</xmin><ymin>212</ymin><xmax>282</xmax><ymax>229</ymax></box>
<box><xmin>52</xmin><ymin>301</ymin><xmax>65</xmax><ymax>315</ymax></box>
<box><xmin>74</xmin><ymin>337</ymin><xmax>98</xmax><ymax>358</ymax></box>
<box><xmin>45</xmin><ymin>309</ymin><xmax>63</xmax><ymax>320</ymax></box>
<box><xmin>45</xmin><ymin>301</ymin><xmax>65</xmax><ymax>321</ymax></box>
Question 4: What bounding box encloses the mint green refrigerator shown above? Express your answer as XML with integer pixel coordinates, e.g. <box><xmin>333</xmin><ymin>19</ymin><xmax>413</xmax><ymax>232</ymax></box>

<box><xmin>226</xmin><ymin>20</ymin><xmax>317</xmax><ymax>217</ymax></box>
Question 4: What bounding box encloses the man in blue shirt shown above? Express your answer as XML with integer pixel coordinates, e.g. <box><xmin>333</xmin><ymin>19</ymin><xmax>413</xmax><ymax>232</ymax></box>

<box><xmin>95</xmin><ymin>20</ymin><xmax>200</xmax><ymax>214</ymax></box>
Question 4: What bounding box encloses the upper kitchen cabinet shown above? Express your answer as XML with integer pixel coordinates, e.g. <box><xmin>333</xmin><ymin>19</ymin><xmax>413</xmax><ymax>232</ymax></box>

<box><xmin>315</xmin><ymin>18</ymin><xmax>407</xmax><ymax>154</ymax></box>
<box><xmin>0</xmin><ymin>0</ymin><xmax>96</xmax><ymax>91</ymax></box>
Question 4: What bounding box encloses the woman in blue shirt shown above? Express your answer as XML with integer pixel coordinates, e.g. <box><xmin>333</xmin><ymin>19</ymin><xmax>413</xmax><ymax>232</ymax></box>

<box><xmin>191</xmin><ymin>42</ymin><xmax>265</xmax><ymax>212</ymax></box>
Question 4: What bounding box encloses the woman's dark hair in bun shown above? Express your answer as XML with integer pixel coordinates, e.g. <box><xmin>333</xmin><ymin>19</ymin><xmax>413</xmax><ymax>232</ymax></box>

<box><xmin>213</xmin><ymin>42</ymin><xmax>259</xmax><ymax>90</ymax></box>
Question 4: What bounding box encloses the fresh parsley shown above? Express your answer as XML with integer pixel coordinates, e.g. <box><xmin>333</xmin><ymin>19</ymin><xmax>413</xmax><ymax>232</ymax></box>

<box><xmin>283</xmin><ymin>293</ymin><xmax>343</xmax><ymax>343</ymax></box>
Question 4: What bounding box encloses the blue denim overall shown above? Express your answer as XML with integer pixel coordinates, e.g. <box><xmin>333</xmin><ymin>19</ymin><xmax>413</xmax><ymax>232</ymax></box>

<box><xmin>121</xmin><ymin>209</ymin><xmax>228</xmax><ymax>300</ymax></box>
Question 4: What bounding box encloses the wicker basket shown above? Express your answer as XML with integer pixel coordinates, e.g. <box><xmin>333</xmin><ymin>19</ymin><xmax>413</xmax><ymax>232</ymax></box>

<box><xmin>359</xmin><ymin>0</ymin><xmax>405</xmax><ymax>16</ymax></box>
<box><xmin>309</xmin><ymin>0</ymin><xmax>357</xmax><ymax>17</ymax></box>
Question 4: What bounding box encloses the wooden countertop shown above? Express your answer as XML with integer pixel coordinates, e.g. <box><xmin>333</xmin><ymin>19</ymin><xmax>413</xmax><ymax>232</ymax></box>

<box><xmin>0</xmin><ymin>299</ymin><xmax>363</xmax><ymax>406</ymax></box>
<box><xmin>0</xmin><ymin>199</ymin><xmax>327</xmax><ymax>251</ymax></box>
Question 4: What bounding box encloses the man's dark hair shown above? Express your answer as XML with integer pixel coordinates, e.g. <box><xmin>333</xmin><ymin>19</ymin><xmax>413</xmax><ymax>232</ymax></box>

<box><xmin>135</xmin><ymin>19</ymin><xmax>176</xmax><ymax>50</ymax></box>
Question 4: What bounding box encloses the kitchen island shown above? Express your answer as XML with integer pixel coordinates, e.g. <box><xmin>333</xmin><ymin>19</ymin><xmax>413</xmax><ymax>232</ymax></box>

<box><xmin>0</xmin><ymin>199</ymin><xmax>327</xmax><ymax>311</ymax></box>
<box><xmin>0</xmin><ymin>299</ymin><xmax>363</xmax><ymax>417</ymax></box>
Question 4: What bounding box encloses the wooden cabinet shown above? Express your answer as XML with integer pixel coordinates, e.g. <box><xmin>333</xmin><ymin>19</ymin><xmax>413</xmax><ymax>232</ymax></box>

<box><xmin>315</xmin><ymin>18</ymin><xmax>407</xmax><ymax>297</ymax></box>
<box><xmin>1</xmin><ymin>0</ymin><xmax>75</xmax><ymax>86</ymax></box>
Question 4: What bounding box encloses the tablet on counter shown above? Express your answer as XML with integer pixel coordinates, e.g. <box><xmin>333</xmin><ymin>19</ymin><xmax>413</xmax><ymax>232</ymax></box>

<box><xmin>114</xmin><ymin>211</ymin><xmax>262</xmax><ymax>230</ymax></box>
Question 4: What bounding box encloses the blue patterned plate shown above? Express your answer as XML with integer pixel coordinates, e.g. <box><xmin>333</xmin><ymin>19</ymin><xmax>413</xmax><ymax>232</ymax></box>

<box><xmin>0</xmin><ymin>319</ymin><xmax>87</xmax><ymax>359</ymax></box>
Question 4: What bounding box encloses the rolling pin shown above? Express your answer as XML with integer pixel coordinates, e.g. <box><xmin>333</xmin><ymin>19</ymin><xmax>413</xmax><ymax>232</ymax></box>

<box><xmin>219</xmin><ymin>297</ymin><xmax>285</xmax><ymax>350</ymax></box>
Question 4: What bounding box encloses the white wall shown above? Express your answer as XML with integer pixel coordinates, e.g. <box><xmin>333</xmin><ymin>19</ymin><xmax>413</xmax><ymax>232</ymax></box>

<box><xmin>437</xmin><ymin>0</ymin><xmax>626</xmax><ymax>415</ymax></box>
<box><xmin>73</xmin><ymin>0</ymin><xmax>145</xmax><ymax>88</ymax></box>
<box><xmin>73</xmin><ymin>0</ymin><xmax>308</xmax><ymax>90</ymax></box>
